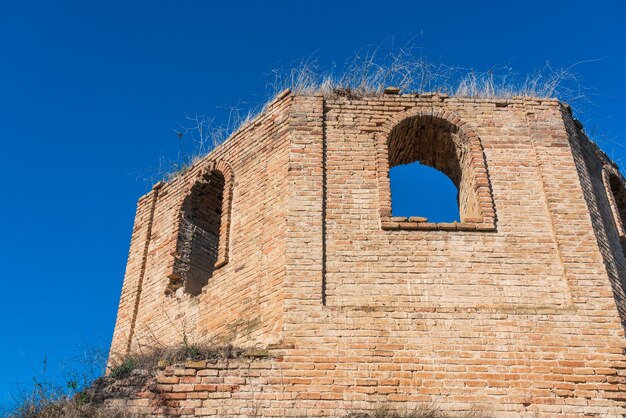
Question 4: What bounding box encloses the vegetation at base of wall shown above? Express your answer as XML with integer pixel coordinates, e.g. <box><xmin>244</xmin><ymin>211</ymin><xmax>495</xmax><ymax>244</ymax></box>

<box><xmin>6</xmin><ymin>343</ymin><xmax>262</xmax><ymax>418</ymax></box>
<box><xmin>108</xmin><ymin>358</ymin><xmax>137</xmax><ymax>379</ymax></box>
<box><xmin>10</xmin><ymin>400</ymin><xmax>137</xmax><ymax>418</ymax></box>
<box><xmin>11</xmin><ymin>398</ymin><xmax>487</xmax><ymax>418</ymax></box>
<box><xmin>6</xmin><ymin>341</ymin><xmax>488</xmax><ymax>417</ymax></box>
<box><xmin>347</xmin><ymin>406</ymin><xmax>486</xmax><ymax>418</ymax></box>
<box><xmin>107</xmin><ymin>342</ymin><xmax>248</xmax><ymax>375</ymax></box>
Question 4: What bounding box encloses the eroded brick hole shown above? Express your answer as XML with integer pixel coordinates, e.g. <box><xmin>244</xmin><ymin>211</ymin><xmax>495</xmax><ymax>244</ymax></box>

<box><xmin>167</xmin><ymin>170</ymin><xmax>225</xmax><ymax>296</ymax></box>
<box><xmin>387</xmin><ymin>115</ymin><xmax>480</xmax><ymax>222</ymax></box>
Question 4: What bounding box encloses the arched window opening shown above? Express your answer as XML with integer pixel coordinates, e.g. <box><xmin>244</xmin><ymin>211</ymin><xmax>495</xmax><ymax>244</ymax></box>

<box><xmin>605</xmin><ymin>169</ymin><xmax>626</xmax><ymax>257</ymax></box>
<box><xmin>390</xmin><ymin>161</ymin><xmax>460</xmax><ymax>223</ymax></box>
<box><xmin>168</xmin><ymin>169</ymin><xmax>225</xmax><ymax>296</ymax></box>
<box><xmin>387</xmin><ymin>114</ymin><xmax>479</xmax><ymax>223</ymax></box>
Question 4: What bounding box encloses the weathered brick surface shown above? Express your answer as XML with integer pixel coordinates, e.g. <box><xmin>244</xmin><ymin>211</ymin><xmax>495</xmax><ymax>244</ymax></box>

<box><xmin>110</xmin><ymin>93</ymin><xmax>293</xmax><ymax>361</ymax></box>
<box><xmin>109</xmin><ymin>92</ymin><xmax>626</xmax><ymax>416</ymax></box>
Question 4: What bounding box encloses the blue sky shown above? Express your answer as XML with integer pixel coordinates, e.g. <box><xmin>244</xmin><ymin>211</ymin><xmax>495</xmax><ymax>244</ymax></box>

<box><xmin>1</xmin><ymin>0</ymin><xmax>625</xmax><ymax>409</ymax></box>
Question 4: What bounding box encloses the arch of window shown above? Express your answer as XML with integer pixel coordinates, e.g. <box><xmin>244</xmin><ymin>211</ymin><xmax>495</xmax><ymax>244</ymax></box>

<box><xmin>166</xmin><ymin>160</ymin><xmax>234</xmax><ymax>296</ymax></box>
<box><xmin>375</xmin><ymin>109</ymin><xmax>495</xmax><ymax>231</ymax></box>
<box><xmin>602</xmin><ymin>164</ymin><xmax>626</xmax><ymax>256</ymax></box>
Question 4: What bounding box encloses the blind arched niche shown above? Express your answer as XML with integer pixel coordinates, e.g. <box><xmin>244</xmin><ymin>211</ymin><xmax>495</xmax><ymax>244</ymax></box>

<box><xmin>166</xmin><ymin>160</ymin><xmax>234</xmax><ymax>296</ymax></box>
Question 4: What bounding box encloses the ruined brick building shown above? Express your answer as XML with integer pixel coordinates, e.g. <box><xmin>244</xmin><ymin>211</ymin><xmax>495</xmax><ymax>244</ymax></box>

<box><xmin>109</xmin><ymin>90</ymin><xmax>626</xmax><ymax>416</ymax></box>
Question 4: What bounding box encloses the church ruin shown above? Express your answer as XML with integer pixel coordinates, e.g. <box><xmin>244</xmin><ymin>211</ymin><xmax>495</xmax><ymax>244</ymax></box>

<box><xmin>109</xmin><ymin>89</ymin><xmax>626</xmax><ymax>416</ymax></box>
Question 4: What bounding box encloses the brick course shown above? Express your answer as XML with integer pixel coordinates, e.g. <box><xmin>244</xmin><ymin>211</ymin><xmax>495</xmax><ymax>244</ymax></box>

<box><xmin>109</xmin><ymin>92</ymin><xmax>626</xmax><ymax>416</ymax></box>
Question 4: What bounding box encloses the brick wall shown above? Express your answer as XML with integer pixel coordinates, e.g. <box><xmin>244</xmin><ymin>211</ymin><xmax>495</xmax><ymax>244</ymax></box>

<box><xmin>110</xmin><ymin>92</ymin><xmax>293</xmax><ymax>362</ymax></box>
<box><xmin>109</xmin><ymin>92</ymin><xmax>626</xmax><ymax>416</ymax></box>
<box><xmin>106</xmin><ymin>356</ymin><xmax>281</xmax><ymax>417</ymax></box>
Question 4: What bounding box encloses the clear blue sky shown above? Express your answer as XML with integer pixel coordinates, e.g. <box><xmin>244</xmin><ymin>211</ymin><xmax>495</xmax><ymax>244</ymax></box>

<box><xmin>1</xmin><ymin>0</ymin><xmax>625</xmax><ymax>409</ymax></box>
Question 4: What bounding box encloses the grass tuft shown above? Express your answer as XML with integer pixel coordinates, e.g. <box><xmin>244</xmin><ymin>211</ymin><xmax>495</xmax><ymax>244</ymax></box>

<box><xmin>269</xmin><ymin>42</ymin><xmax>595</xmax><ymax>102</ymax></box>
<box><xmin>144</xmin><ymin>41</ymin><xmax>596</xmax><ymax>184</ymax></box>
<box><xmin>108</xmin><ymin>358</ymin><xmax>137</xmax><ymax>380</ymax></box>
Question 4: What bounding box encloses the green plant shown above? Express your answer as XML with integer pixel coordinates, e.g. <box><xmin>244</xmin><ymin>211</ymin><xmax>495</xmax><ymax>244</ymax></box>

<box><xmin>66</xmin><ymin>379</ymin><xmax>78</xmax><ymax>392</ymax></box>
<box><xmin>73</xmin><ymin>390</ymin><xmax>89</xmax><ymax>406</ymax></box>
<box><xmin>109</xmin><ymin>358</ymin><xmax>136</xmax><ymax>379</ymax></box>
<box><xmin>179</xmin><ymin>334</ymin><xmax>201</xmax><ymax>359</ymax></box>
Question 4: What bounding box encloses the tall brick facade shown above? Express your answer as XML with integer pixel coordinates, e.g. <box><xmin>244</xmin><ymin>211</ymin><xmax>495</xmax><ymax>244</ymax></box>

<box><xmin>109</xmin><ymin>91</ymin><xmax>626</xmax><ymax>416</ymax></box>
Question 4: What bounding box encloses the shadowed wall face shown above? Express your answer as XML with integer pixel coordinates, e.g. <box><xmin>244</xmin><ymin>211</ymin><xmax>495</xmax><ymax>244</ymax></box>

<box><xmin>169</xmin><ymin>170</ymin><xmax>225</xmax><ymax>296</ymax></box>
<box><xmin>608</xmin><ymin>172</ymin><xmax>626</xmax><ymax>256</ymax></box>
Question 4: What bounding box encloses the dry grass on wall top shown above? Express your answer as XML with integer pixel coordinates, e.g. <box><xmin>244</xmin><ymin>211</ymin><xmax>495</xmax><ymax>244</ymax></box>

<box><xmin>269</xmin><ymin>45</ymin><xmax>594</xmax><ymax>101</ymax></box>
<box><xmin>148</xmin><ymin>44</ymin><xmax>594</xmax><ymax>185</ymax></box>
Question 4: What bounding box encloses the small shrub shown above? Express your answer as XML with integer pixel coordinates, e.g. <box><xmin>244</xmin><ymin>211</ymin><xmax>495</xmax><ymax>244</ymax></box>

<box><xmin>109</xmin><ymin>358</ymin><xmax>136</xmax><ymax>379</ymax></box>
<box><xmin>73</xmin><ymin>390</ymin><xmax>89</xmax><ymax>406</ymax></box>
